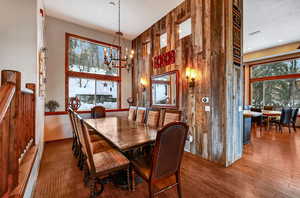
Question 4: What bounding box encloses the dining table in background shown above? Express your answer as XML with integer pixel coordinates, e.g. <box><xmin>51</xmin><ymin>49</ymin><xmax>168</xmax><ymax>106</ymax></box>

<box><xmin>243</xmin><ymin>110</ymin><xmax>263</xmax><ymax>144</ymax></box>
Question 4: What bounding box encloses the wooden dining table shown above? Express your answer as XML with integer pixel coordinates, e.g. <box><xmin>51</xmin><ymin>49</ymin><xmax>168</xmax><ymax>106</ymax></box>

<box><xmin>84</xmin><ymin>117</ymin><xmax>158</xmax><ymax>152</ymax></box>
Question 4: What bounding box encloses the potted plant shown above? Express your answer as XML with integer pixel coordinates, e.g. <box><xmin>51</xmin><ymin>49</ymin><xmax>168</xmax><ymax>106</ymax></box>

<box><xmin>45</xmin><ymin>100</ymin><xmax>60</xmax><ymax>112</ymax></box>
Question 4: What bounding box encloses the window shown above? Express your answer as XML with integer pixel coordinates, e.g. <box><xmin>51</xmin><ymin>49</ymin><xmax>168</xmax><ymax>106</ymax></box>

<box><xmin>160</xmin><ymin>33</ymin><xmax>167</xmax><ymax>48</ymax></box>
<box><xmin>66</xmin><ymin>33</ymin><xmax>121</xmax><ymax>111</ymax></box>
<box><xmin>178</xmin><ymin>18</ymin><xmax>192</xmax><ymax>39</ymax></box>
<box><xmin>250</xmin><ymin>58</ymin><xmax>300</xmax><ymax>109</ymax></box>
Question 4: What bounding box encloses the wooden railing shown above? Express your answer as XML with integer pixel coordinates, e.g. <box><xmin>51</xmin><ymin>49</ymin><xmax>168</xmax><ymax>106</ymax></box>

<box><xmin>0</xmin><ymin>70</ymin><xmax>36</xmax><ymax>198</ymax></box>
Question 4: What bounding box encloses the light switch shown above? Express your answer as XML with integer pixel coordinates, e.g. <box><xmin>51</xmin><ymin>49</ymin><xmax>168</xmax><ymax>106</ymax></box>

<box><xmin>239</xmin><ymin>106</ymin><xmax>243</xmax><ymax>112</ymax></box>
<box><xmin>205</xmin><ymin>106</ymin><xmax>210</xmax><ymax>112</ymax></box>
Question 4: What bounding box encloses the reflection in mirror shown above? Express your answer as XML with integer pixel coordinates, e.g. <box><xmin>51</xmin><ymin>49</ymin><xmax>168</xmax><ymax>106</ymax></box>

<box><xmin>151</xmin><ymin>71</ymin><xmax>178</xmax><ymax>107</ymax></box>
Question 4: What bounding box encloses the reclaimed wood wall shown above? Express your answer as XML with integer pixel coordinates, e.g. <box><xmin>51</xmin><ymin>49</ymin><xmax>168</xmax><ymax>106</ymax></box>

<box><xmin>132</xmin><ymin>0</ymin><xmax>243</xmax><ymax>166</ymax></box>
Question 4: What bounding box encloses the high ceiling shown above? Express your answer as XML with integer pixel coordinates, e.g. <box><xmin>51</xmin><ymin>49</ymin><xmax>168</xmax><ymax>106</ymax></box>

<box><xmin>44</xmin><ymin>0</ymin><xmax>300</xmax><ymax>53</ymax></box>
<box><xmin>44</xmin><ymin>0</ymin><xmax>184</xmax><ymax>40</ymax></box>
<box><xmin>244</xmin><ymin>0</ymin><xmax>300</xmax><ymax>53</ymax></box>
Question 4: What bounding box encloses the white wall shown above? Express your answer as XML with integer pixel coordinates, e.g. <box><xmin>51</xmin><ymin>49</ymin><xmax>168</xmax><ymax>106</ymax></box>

<box><xmin>0</xmin><ymin>0</ymin><xmax>37</xmax><ymax>87</ymax></box>
<box><xmin>45</xmin><ymin>16</ymin><xmax>132</xmax><ymax>111</ymax></box>
<box><xmin>45</xmin><ymin>111</ymin><xmax>128</xmax><ymax>142</ymax></box>
<box><xmin>0</xmin><ymin>0</ymin><xmax>45</xmax><ymax>197</ymax></box>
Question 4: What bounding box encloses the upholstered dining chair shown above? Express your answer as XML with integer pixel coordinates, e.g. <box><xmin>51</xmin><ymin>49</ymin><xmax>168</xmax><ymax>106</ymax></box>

<box><xmin>162</xmin><ymin>110</ymin><xmax>182</xmax><ymax>126</ymax></box>
<box><xmin>146</xmin><ymin>109</ymin><xmax>160</xmax><ymax>128</ymax></box>
<box><xmin>128</xmin><ymin>106</ymin><xmax>137</xmax><ymax>121</ymax></box>
<box><xmin>80</xmin><ymin>119</ymin><xmax>130</xmax><ymax>198</ymax></box>
<box><xmin>271</xmin><ymin>108</ymin><xmax>293</xmax><ymax>133</ymax></box>
<box><xmin>136</xmin><ymin>107</ymin><xmax>147</xmax><ymax>123</ymax></box>
<box><xmin>91</xmin><ymin>106</ymin><xmax>106</xmax><ymax>119</ymax></box>
<box><xmin>73</xmin><ymin>112</ymin><xmax>112</xmax><ymax>168</ymax></box>
<box><xmin>291</xmin><ymin>108</ymin><xmax>299</xmax><ymax>132</ymax></box>
<box><xmin>131</xmin><ymin>122</ymin><xmax>189</xmax><ymax>198</ymax></box>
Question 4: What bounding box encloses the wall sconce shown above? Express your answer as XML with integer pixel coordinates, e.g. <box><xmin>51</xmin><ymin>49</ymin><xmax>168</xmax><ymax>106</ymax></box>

<box><xmin>140</xmin><ymin>78</ymin><xmax>147</xmax><ymax>92</ymax></box>
<box><xmin>186</xmin><ymin>67</ymin><xmax>197</xmax><ymax>88</ymax></box>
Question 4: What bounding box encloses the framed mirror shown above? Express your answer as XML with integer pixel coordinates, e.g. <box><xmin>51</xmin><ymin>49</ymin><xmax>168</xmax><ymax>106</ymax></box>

<box><xmin>151</xmin><ymin>70</ymin><xmax>179</xmax><ymax>108</ymax></box>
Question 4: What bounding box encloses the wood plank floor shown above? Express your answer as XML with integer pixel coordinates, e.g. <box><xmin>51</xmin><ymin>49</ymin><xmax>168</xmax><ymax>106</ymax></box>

<box><xmin>34</xmin><ymin>127</ymin><xmax>300</xmax><ymax>198</ymax></box>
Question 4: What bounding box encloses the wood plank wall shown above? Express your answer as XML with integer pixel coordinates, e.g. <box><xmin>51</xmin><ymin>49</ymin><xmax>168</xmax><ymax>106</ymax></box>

<box><xmin>132</xmin><ymin>0</ymin><xmax>243</xmax><ymax>166</ymax></box>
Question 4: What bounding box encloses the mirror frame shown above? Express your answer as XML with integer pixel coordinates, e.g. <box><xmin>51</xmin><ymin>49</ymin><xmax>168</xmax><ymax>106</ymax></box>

<box><xmin>150</xmin><ymin>70</ymin><xmax>179</xmax><ymax>109</ymax></box>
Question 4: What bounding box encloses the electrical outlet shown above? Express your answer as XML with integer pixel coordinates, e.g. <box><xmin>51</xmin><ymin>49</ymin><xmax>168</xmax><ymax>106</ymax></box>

<box><xmin>205</xmin><ymin>106</ymin><xmax>210</xmax><ymax>112</ymax></box>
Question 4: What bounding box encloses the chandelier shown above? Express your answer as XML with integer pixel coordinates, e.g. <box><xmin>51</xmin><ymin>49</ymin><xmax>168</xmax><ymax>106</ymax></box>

<box><xmin>104</xmin><ymin>0</ymin><xmax>134</xmax><ymax>72</ymax></box>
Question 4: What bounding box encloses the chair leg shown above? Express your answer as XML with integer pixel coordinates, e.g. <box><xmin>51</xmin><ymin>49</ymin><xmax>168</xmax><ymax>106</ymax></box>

<box><xmin>131</xmin><ymin>167</ymin><xmax>135</xmax><ymax>191</ymax></box>
<box><xmin>176</xmin><ymin>172</ymin><xmax>182</xmax><ymax>198</ymax></box>
<box><xmin>127</xmin><ymin>167</ymin><xmax>131</xmax><ymax>191</ymax></box>
<box><xmin>288</xmin><ymin>123</ymin><xmax>291</xmax><ymax>134</ymax></box>
<box><xmin>148</xmin><ymin>183</ymin><xmax>154</xmax><ymax>198</ymax></box>
<box><xmin>89</xmin><ymin>176</ymin><xmax>97</xmax><ymax>198</ymax></box>
<box><xmin>293</xmin><ymin>123</ymin><xmax>297</xmax><ymax>132</ymax></box>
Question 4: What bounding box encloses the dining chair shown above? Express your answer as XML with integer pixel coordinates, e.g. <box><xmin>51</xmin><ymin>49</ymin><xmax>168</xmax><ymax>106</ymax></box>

<box><xmin>291</xmin><ymin>108</ymin><xmax>299</xmax><ymax>132</ymax></box>
<box><xmin>67</xmin><ymin>107</ymin><xmax>80</xmax><ymax>157</ymax></box>
<box><xmin>136</xmin><ymin>107</ymin><xmax>147</xmax><ymax>123</ymax></box>
<box><xmin>91</xmin><ymin>106</ymin><xmax>106</xmax><ymax>119</ymax></box>
<box><xmin>73</xmin><ymin>112</ymin><xmax>112</xmax><ymax>169</ymax></box>
<box><xmin>131</xmin><ymin>122</ymin><xmax>189</xmax><ymax>198</ymax></box>
<box><xmin>80</xmin><ymin>119</ymin><xmax>130</xmax><ymax>198</ymax></box>
<box><xmin>146</xmin><ymin>109</ymin><xmax>160</xmax><ymax>128</ymax></box>
<box><xmin>162</xmin><ymin>110</ymin><xmax>182</xmax><ymax>126</ymax></box>
<box><xmin>128</xmin><ymin>106</ymin><xmax>137</xmax><ymax>121</ymax></box>
<box><xmin>271</xmin><ymin>108</ymin><xmax>293</xmax><ymax>133</ymax></box>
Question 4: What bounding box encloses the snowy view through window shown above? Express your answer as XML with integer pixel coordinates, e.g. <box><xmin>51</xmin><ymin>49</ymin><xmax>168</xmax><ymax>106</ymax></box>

<box><xmin>68</xmin><ymin>36</ymin><xmax>120</xmax><ymax>110</ymax></box>
<box><xmin>251</xmin><ymin>59</ymin><xmax>300</xmax><ymax>109</ymax></box>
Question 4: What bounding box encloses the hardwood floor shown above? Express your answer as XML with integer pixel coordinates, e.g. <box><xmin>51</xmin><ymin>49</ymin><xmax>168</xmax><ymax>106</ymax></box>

<box><xmin>34</xmin><ymin>127</ymin><xmax>300</xmax><ymax>198</ymax></box>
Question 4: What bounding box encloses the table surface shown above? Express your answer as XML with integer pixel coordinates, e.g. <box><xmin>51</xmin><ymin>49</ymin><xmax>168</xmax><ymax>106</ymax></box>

<box><xmin>84</xmin><ymin>117</ymin><xmax>158</xmax><ymax>151</ymax></box>
<box><xmin>243</xmin><ymin>110</ymin><xmax>282</xmax><ymax>117</ymax></box>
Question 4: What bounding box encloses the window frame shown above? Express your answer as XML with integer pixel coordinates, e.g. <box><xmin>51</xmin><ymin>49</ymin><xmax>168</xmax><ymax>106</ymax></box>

<box><xmin>65</xmin><ymin>33</ymin><xmax>122</xmax><ymax>111</ymax></box>
<box><xmin>247</xmin><ymin>52</ymin><xmax>300</xmax><ymax>107</ymax></box>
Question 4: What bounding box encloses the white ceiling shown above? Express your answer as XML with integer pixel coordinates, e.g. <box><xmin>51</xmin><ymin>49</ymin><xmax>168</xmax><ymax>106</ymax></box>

<box><xmin>244</xmin><ymin>0</ymin><xmax>300</xmax><ymax>53</ymax></box>
<box><xmin>44</xmin><ymin>0</ymin><xmax>184</xmax><ymax>40</ymax></box>
<box><xmin>44</xmin><ymin>0</ymin><xmax>300</xmax><ymax>53</ymax></box>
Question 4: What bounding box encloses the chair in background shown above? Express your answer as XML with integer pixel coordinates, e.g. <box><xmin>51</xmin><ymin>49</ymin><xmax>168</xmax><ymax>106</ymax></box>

<box><xmin>131</xmin><ymin>122</ymin><xmax>189</xmax><ymax>198</ymax></box>
<box><xmin>128</xmin><ymin>106</ymin><xmax>137</xmax><ymax>121</ymax></box>
<box><xmin>80</xmin><ymin>120</ymin><xmax>130</xmax><ymax>197</ymax></box>
<box><xmin>163</xmin><ymin>110</ymin><xmax>182</xmax><ymax>126</ymax></box>
<box><xmin>271</xmin><ymin>108</ymin><xmax>293</xmax><ymax>133</ymax></box>
<box><xmin>91</xmin><ymin>106</ymin><xmax>106</xmax><ymax>119</ymax></box>
<box><xmin>146</xmin><ymin>109</ymin><xmax>160</xmax><ymax>128</ymax></box>
<box><xmin>291</xmin><ymin>108</ymin><xmax>299</xmax><ymax>132</ymax></box>
<box><xmin>136</xmin><ymin>107</ymin><xmax>146</xmax><ymax>123</ymax></box>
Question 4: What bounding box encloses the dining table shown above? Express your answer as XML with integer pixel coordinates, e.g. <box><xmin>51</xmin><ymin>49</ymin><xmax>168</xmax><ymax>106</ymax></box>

<box><xmin>84</xmin><ymin>117</ymin><xmax>158</xmax><ymax>153</ymax></box>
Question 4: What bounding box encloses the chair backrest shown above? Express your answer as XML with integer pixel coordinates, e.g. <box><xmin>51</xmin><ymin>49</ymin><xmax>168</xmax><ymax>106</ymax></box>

<box><xmin>74</xmin><ymin>112</ymin><xmax>95</xmax><ymax>172</ymax></box>
<box><xmin>67</xmin><ymin>107</ymin><xmax>76</xmax><ymax>135</ymax></box>
<box><xmin>280</xmin><ymin>108</ymin><xmax>293</xmax><ymax>125</ymax></box>
<box><xmin>146</xmin><ymin>109</ymin><xmax>160</xmax><ymax>128</ymax></box>
<box><xmin>263</xmin><ymin>106</ymin><xmax>273</xmax><ymax>110</ymax></box>
<box><xmin>150</xmin><ymin>122</ymin><xmax>188</xmax><ymax>180</ymax></box>
<box><xmin>291</xmin><ymin>108</ymin><xmax>299</xmax><ymax>123</ymax></box>
<box><xmin>128</xmin><ymin>106</ymin><xmax>137</xmax><ymax>121</ymax></box>
<box><xmin>136</xmin><ymin>107</ymin><xmax>146</xmax><ymax>123</ymax></box>
<box><xmin>91</xmin><ymin>106</ymin><xmax>106</xmax><ymax>119</ymax></box>
<box><xmin>163</xmin><ymin>110</ymin><xmax>182</xmax><ymax>126</ymax></box>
